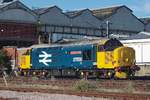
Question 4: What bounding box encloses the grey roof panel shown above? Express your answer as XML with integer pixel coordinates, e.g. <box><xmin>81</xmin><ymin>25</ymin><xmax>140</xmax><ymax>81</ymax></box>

<box><xmin>33</xmin><ymin>6</ymin><xmax>61</xmax><ymax>15</ymax></box>
<box><xmin>92</xmin><ymin>5</ymin><xmax>133</xmax><ymax>19</ymax></box>
<box><xmin>65</xmin><ymin>6</ymin><xmax>122</xmax><ymax>19</ymax></box>
<box><xmin>140</xmin><ymin>18</ymin><xmax>150</xmax><ymax>24</ymax></box>
<box><xmin>0</xmin><ymin>0</ymin><xmax>16</xmax><ymax>8</ymax></box>
<box><xmin>2</xmin><ymin>0</ymin><xmax>13</xmax><ymax>3</ymax></box>
<box><xmin>65</xmin><ymin>9</ymin><xmax>87</xmax><ymax>17</ymax></box>
<box><xmin>66</xmin><ymin>5</ymin><xmax>132</xmax><ymax>19</ymax></box>
<box><xmin>0</xmin><ymin>4</ymin><xmax>6</xmax><ymax>8</ymax></box>
<box><xmin>0</xmin><ymin>3</ymin><xmax>9</xmax><ymax>8</ymax></box>
<box><xmin>33</xmin><ymin>7</ymin><xmax>49</xmax><ymax>15</ymax></box>
<box><xmin>92</xmin><ymin>6</ymin><xmax>122</xmax><ymax>19</ymax></box>
<box><xmin>65</xmin><ymin>10</ymin><xmax>79</xmax><ymax>17</ymax></box>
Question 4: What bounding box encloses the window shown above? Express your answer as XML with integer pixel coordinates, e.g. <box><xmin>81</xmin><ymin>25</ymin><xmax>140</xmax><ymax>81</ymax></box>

<box><xmin>104</xmin><ymin>39</ymin><xmax>123</xmax><ymax>51</ymax></box>
<box><xmin>83</xmin><ymin>50</ymin><xmax>92</xmax><ymax>60</ymax></box>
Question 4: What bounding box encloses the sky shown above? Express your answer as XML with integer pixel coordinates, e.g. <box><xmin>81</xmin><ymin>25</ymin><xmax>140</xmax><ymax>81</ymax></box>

<box><xmin>21</xmin><ymin>0</ymin><xmax>150</xmax><ymax>18</ymax></box>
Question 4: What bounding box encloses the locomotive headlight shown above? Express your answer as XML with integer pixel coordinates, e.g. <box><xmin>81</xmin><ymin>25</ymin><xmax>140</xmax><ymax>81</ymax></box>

<box><xmin>125</xmin><ymin>58</ymin><xmax>129</xmax><ymax>62</ymax></box>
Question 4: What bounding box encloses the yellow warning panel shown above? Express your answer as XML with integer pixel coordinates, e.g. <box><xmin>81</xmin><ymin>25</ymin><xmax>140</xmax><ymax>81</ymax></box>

<box><xmin>97</xmin><ymin>51</ymin><xmax>114</xmax><ymax>69</ymax></box>
<box><xmin>20</xmin><ymin>55</ymin><xmax>31</xmax><ymax>69</ymax></box>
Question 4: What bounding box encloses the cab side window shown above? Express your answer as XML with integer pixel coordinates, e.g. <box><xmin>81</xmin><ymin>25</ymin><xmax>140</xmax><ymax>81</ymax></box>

<box><xmin>83</xmin><ymin>50</ymin><xmax>92</xmax><ymax>60</ymax></box>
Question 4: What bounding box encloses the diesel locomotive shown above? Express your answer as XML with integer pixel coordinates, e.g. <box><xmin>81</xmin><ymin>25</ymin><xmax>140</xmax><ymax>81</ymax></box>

<box><xmin>19</xmin><ymin>38</ymin><xmax>140</xmax><ymax>79</ymax></box>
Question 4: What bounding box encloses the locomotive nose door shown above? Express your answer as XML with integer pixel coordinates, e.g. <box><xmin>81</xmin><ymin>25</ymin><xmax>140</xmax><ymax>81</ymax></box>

<box><xmin>114</xmin><ymin>47</ymin><xmax>135</xmax><ymax>68</ymax></box>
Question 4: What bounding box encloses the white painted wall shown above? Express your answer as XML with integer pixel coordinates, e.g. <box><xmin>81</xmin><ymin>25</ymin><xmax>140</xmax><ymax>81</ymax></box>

<box><xmin>124</xmin><ymin>43</ymin><xmax>142</xmax><ymax>63</ymax></box>
<box><xmin>0</xmin><ymin>9</ymin><xmax>37</xmax><ymax>22</ymax></box>
<box><xmin>122</xmin><ymin>39</ymin><xmax>150</xmax><ymax>65</ymax></box>
<box><xmin>142</xmin><ymin>43</ymin><xmax>150</xmax><ymax>62</ymax></box>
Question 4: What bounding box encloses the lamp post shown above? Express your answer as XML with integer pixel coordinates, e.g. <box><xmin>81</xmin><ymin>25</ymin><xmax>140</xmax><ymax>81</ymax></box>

<box><xmin>106</xmin><ymin>21</ymin><xmax>110</xmax><ymax>38</ymax></box>
<box><xmin>100</xmin><ymin>21</ymin><xmax>112</xmax><ymax>38</ymax></box>
<box><xmin>37</xmin><ymin>19</ymin><xmax>42</xmax><ymax>44</ymax></box>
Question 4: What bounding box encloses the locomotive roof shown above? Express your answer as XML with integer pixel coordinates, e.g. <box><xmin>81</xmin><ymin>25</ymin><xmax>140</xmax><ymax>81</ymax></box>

<box><xmin>30</xmin><ymin>38</ymin><xmax>110</xmax><ymax>48</ymax></box>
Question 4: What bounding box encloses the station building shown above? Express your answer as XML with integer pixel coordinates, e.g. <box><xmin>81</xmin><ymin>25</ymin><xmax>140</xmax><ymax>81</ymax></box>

<box><xmin>36</xmin><ymin>5</ymin><xmax>144</xmax><ymax>42</ymax></box>
<box><xmin>0</xmin><ymin>0</ymin><xmax>38</xmax><ymax>47</ymax></box>
<box><xmin>0</xmin><ymin>0</ymin><xmax>146</xmax><ymax>46</ymax></box>
<box><xmin>35</xmin><ymin>7</ymin><xmax>102</xmax><ymax>43</ymax></box>
<box><xmin>92</xmin><ymin>6</ymin><xmax>144</xmax><ymax>38</ymax></box>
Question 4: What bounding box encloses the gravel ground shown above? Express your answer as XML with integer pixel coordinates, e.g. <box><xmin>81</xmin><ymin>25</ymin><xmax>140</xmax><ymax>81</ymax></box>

<box><xmin>0</xmin><ymin>90</ymin><xmax>110</xmax><ymax>100</ymax></box>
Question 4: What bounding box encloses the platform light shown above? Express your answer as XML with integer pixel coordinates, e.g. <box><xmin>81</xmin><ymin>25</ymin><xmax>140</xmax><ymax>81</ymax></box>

<box><xmin>1</xmin><ymin>29</ymin><xmax>4</xmax><ymax>32</ymax></box>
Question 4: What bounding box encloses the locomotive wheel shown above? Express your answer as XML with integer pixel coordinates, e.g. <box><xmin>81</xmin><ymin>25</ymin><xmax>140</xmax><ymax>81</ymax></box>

<box><xmin>75</xmin><ymin>71</ymin><xmax>82</xmax><ymax>78</ymax></box>
<box><xmin>96</xmin><ymin>70</ymin><xmax>115</xmax><ymax>79</ymax></box>
<box><xmin>107</xmin><ymin>70</ymin><xmax>115</xmax><ymax>79</ymax></box>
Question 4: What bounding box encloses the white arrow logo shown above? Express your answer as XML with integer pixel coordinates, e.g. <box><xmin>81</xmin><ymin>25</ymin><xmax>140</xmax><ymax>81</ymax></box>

<box><xmin>39</xmin><ymin>51</ymin><xmax>52</xmax><ymax>66</ymax></box>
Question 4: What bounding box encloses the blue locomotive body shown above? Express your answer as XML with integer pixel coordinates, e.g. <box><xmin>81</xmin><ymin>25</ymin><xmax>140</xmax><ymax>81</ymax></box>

<box><xmin>20</xmin><ymin>38</ymin><xmax>139</xmax><ymax>79</ymax></box>
<box><xmin>31</xmin><ymin>44</ymin><xmax>97</xmax><ymax>70</ymax></box>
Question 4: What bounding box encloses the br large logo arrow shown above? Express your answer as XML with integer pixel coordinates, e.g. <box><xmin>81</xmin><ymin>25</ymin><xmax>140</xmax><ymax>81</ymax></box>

<box><xmin>39</xmin><ymin>51</ymin><xmax>52</xmax><ymax>66</ymax></box>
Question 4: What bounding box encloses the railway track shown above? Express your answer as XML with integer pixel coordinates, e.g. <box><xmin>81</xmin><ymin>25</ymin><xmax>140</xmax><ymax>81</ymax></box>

<box><xmin>0</xmin><ymin>77</ymin><xmax>149</xmax><ymax>100</ymax></box>
<box><xmin>0</xmin><ymin>77</ymin><xmax>149</xmax><ymax>92</ymax></box>
<box><xmin>0</xmin><ymin>86</ymin><xmax>149</xmax><ymax>100</ymax></box>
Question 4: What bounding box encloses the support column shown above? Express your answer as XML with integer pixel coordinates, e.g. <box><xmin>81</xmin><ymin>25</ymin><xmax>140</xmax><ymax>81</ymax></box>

<box><xmin>48</xmin><ymin>32</ymin><xmax>53</xmax><ymax>44</ymax></box>
<box><xmin>38</xmin><ymin>35</ymin><xmax>41</xmax><ymax>44</ymax></box>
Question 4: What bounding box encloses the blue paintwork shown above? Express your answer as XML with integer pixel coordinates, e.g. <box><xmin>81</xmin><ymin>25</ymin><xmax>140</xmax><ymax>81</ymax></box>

<box><xmin>31</xmin><ymin>44</ymin><xmax>97</xmax><ymax>70</ymax></box>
